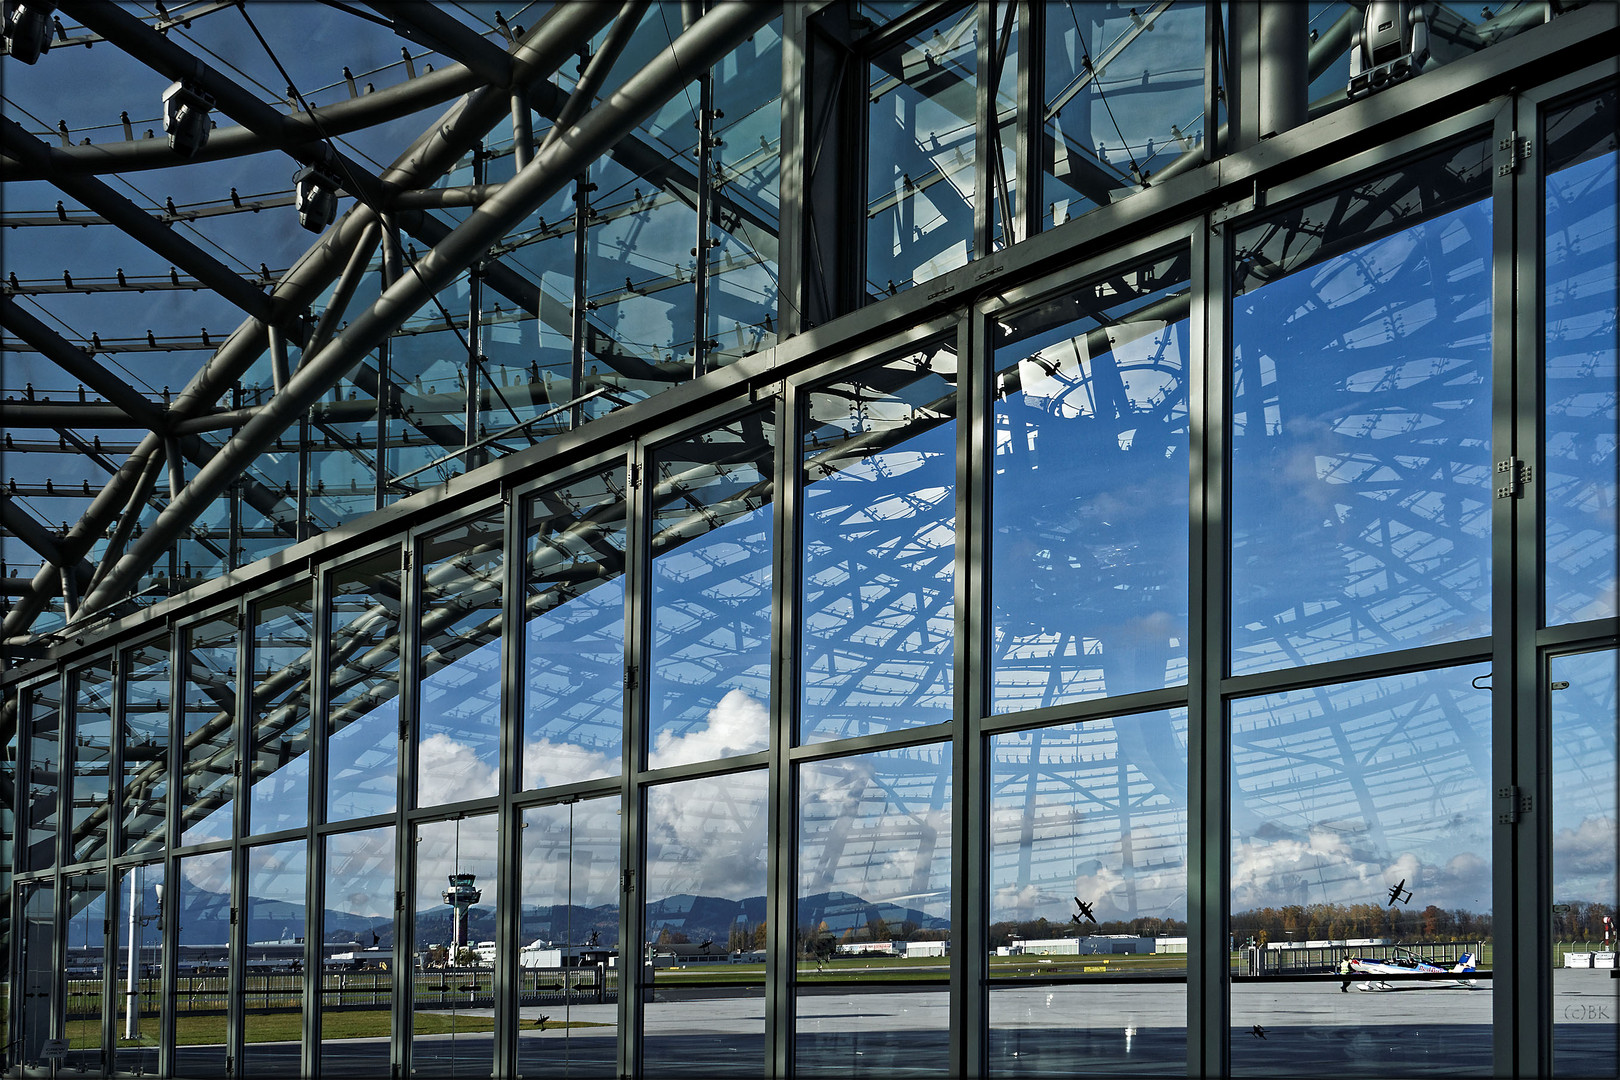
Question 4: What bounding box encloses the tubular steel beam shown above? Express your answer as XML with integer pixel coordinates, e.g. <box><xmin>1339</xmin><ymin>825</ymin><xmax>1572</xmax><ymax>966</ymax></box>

<box><xmin>0</xmin><ymin>297</ymin><xmax>166</xmax><ymax>430</ymax></box>
<box><xmin>70</xmin><ymin>0</ymin><xmax>780</xmax><ymax>626</ymax></box>
<box><xmin>0</xmin><ymin>498</ymin><xmax>92</xmax><ymax>588</ymax></box>
<box><xmin>1</xmin><ymin>5</ymin><xmax>617</xmax><ymax>642</ymax></box>
<box><xmin>370</xmin><ymin>1</ymin><xmax>516</xmax><ymax>89</ymax></box>
<box><xmin>0</xmin><ymin>119</ymin><xmax>277</xmax><ymax>324</ymax></box>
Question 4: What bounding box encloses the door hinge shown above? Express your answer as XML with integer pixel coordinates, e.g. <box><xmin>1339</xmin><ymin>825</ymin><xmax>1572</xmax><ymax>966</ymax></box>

<box><xmin>621</xmin><ymin>869</ymin><xmax>635</xmax><ymax>895</ymax></box>
<box><xmin>1496</xmin><ymin>785</ymin><xmax>1532</xmax><ymax>824</ymax></box>
<box><xmin>623</xmin><ymin>664</ymin><xmax>638</xmax><ymax>691</ymax></box>
<box><xmin>395</xmin><ymin>890</ymin><xmax>405</xmax><ymax>913</ymax></box>
<box><xmin>628</xmin><ymin>461</ymin><xmax>641</xmax><ymax>489</ymax></box>
<box><xmin>1496</xmin><ymin>131</ymin><xmax>1531</xmax><ymax>176</ymax></box>
<box><xmin>1495</xmin><ymin>456</ymin><xmax>1531</xmax><ymax>499</ymax></box>
<box><xmin>230</xmin><ymin>906</ymin><xmax>239</xmax><ymax>925</ymax></box>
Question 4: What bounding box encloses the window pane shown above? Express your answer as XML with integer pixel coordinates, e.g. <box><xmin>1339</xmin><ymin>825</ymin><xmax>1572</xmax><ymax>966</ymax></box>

<box><xmin>797</xmin><ymin>744</ymin><xmax>953</xmax><ymax>1076</ymax></box>
<box><xmin>418</xmin><ymin>514</ymin><xmax>504</xmax><ymax>809</ymax></box>
<box><xmin>412</xmin><ymin>814</ymin><xmax>497</xmax><ymax>1075</ymax></box>
<box><xmin>867</xmin><ymin>6</ymin><xmax>978</xmax><ymax>299</ymax></box>
<box><xmin>321</xmin><ymin>827</ymin><xmax>395</xmax><ymax>1074</ymax></box>
<box><xmin>988</xmin><ymin>710</ymin><xmax>1188</xmax><ymax>1074</ymax></box>
<box><xmin>802</xmin><ymin>344</ymin><xmax>957</xmax><ymax>742</ymax></box>
<box><xmin>248</xmin><ymin>586</ymin><xmax>313</xmax><ymax>836</ymax></box>
<box><xmin>518</xmin><ymin>796</ymin><xmax>622</xmax><ymax>1077</ymax></box>
<box><xmin>113</xmin><ymin>862</ymin><xmax>164</xmax><ymax>1074</ymax></box>
<box><xmin>181</xmin><ymin>616</ymin><xmax>238</xmax><ymax>846</ymax></box>
<box><xmin>1041</xmin><ymin>2</ymin><xmax>1207</xmax><ymax>229</ymax></box>
<box><xmin>328</xmin><ymin>553</ymin><xmax>401</xmax><ymax>821</ymax></box>
<box><xmin>120</xmin><ymin>641</ymin><xmax>169</xmax><ymax>858</ymax></box>
<box><xmin>16</xmin><ymin>879</ymin><xmax>55</xmax><ymax>1069</ymax></box>
<box><xmin>63</xmin><ymin>873</ymin><xmax>107</xmax><ymax>1068</ymax></box>
<box><xmin>1549</xmin><ymin>648</ymin><xmax>1617</xmax><ymax>1075</ymax></box>
<box><xmin>648</xmin><ymin>410</ymin><xmax>775</xmax><ymax>769</ymax></box>
<box><xmin>1543</xmin><ymin>90</ymin><xmax>1617</xmax><ymax>625</ymax></box>
<box><xmin>992</xmin><ymin>253</ymin><xmax>1190</xmax><ymax>712</ymax></box>
<box><xmin>643</xmin><ymin>771</ymin><xmax>768</xmax><ymax>1076</ymax></box>
<box><xmin>524</xmin><ymin>468</ymin><xmax>628</xmax><ymax>790</ymax></box>
<box><xmin>1231</xmin><ymin>143</ymin><xmax>1494</xmax><ymax>674</ymax></box>
<box><xmin>175</xmin><ymin>851</ymin><xmax>232</xmax><ymax>1077</ymax></box>
<box><xmin>24</xmin><ymin>679</ymin><xmax>61</xmax><ymax>871</ymax></box>
<box><xmin>1230</xmin><ymin>665</ymin><xmax>1492</xmax><ymax>1075</ymax></box>
<box><xmin>69</xmin><ymin>660</ymin><xmax>113</xmax><ymax>864</ymax></box>
<box><xmin>242</xmin><ymin>840</ymin><xmax>307</xmax><ymax>1074</ymax></box>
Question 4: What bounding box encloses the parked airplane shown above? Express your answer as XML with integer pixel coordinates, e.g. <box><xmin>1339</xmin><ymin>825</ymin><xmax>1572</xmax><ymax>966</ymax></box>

<box><xmin>1349</xmin><ymin>951</ymin><xmax>1478</xmax><ymax>991</ymax></box>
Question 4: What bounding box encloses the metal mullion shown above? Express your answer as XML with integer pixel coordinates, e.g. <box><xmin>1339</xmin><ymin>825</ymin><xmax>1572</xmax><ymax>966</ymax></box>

<box><xmin>618</xmin><ymin>438</ymin><xmax>651</xmax><ymax>1079</ymax></box>
<box><xmin>158</xmin><ymin>621</ymin><xmax>180</xmax><ymax>1079</ymax></box>
<box><xmin>976</xmin><ymin>685</ymin><xmax>1192</xmax><ymax>739</ymax></box>
<box><xmin>973</xmin><ymin>0</ymin><xmax>994</xmax><ymax>261</ymax></box>
<box><xmin>767</xmin><ymin>382</ymin><xmax>798</xmax><ymax>1077</ymax></box>
<box><xmin>1218</xmin><ymin>638</ymin><xmax>1493</xmax><ymax>700</ymax></box>
<box><xmin>302</xmin><ymin>566</ymin><xmax>330</xmax><ymax>1077</ymax></box>
<box><xmin>635</xmin><ymin>750</ymin><xmax>773</xmax><ymax>787</ymax></box>
<box><xmin>1204</xmin><ymin>0</ymin><xmax>1222</xmax><ymax>164</ymax></box>
<box><xmin>226</xmin><ymin>597</ymin><xmax>248</xmax><ymax>1078</ymax></box>
<box><xmin>952</xmin><ymin>302</ymin><xmax>985</xmax><ymax>1077</ymax></box>
<box><xmin>785</xmin><ymin>722</ymin><xmax>957</xmax><ymax>765</ymax></box>
<box><xmin>1187</xmin><ymin>212</ymin><xmax>1229</xmax><ymax>1078</ymax></box>
<box><xmin>1015</xmin><ymin>0</ymin><xmax>1040</xmax><ymax>243</ymax></box>
<box><xmin>493</xmin><ymin>487</ymin><xmax>523</xmax><ymax>1079</ymax></box>
<box><xmin>98</xmin><ymin>653</ymin><xmax>118</xmax><ymax>1075</ymax></box>
<box><xmin>1536</xmin><ymin>618</ymin><xmax>1620</xmax><ymax>650</ymax></box>
<box><xmin>392</xmin><ymin>533</ymin><xmax>420</xmax><ymax>1080</ymax></box>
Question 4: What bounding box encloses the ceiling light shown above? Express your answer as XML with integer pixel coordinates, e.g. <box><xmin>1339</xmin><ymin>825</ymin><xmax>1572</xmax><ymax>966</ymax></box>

<box><xmin>292</xmin><ymin>165</ymin><xmax>340</xmax><ymax>233</ymax></box>
<box><xmin>2</xmin><ymin>0</ymin><xmax>53</xmax><ymax>65</ymax></box>
<box><xmin>161</xmin><ymin>80</ymin><xmax>215</xmax><ymax>157</ymax></box>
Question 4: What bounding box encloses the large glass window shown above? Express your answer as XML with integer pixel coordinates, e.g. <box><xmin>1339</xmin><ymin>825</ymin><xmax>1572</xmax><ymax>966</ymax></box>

<box><xmin>248</xmin><ymin>587</ymin><xmax>313</xmax><ymax>836</ymax></box>
<box><xmin>796</xmin><ymin>744</ymin><xmax>953</xmax><ymax>1076</ymax></box>
<box><xmin>119</xmin><ymin>641</ymin><xmax>169</xmax><ymax>858</ymax></box>
<box><xmin>180</xmin><ymin>616</ymin><xmax>238</xmax><ymax>847</ymax></box>
<box><xmin>174</xmin><ymin>850</ymin><xmax>232</xmax><ymax>1078</ymax></box>
<box><xmin>801</xmin><ymin>343</ymin><xmax>958</xmax><ymax>742</ymax></box>
<box><xmin>647</xmin><ymin>410</ymin><xmax>775</xmax><ymax>770</ymax></box>
<box><xmin>1543</xmin><ymin>88</ymin><xmax>1617</xmax><ymax>626</ymax></box>
<box><xmin>987</xmin><ymin>709</ymin><xmax>1189</xmax><ymax>1074</ymax></box>
<box><xmin>523</xmin><ymin>468</ymin><xmax>628</xmax><ymax>790</ymax></box>
<box><xmin>1549</xmin><ymin>648</ymin><xmax>1617</xmax><ymax>1075</ymax></box>
<box><xmin>642</xmin><ymin>771</ymin><xmax>768</xmax><ymax>1076</ymax></box>
<box><xmin>328</xmin><ymin>552</ymin><xmax>402</xmax><ymax>821</ymax></box>
<box><xmin>15</xmin><ymin>878</ymin><xmax>55</xmax><ymax>1069</ymax></box>
<box><xmin>1229</xmin><ymin>664</ymin><xmax>1493</xmax><ymax>1075</ymax></box>
<box><xmin>23</xmin><ymin>679</ymin><xmax>61</xmax><ymax>871</ymax></box>
<box><xmin>518</xmin><ymin>796</ymin><xmax>622</xmax><ymax>1077</ymax></box>
<box><xmin>62</xmin><ymin>872</ymin><xmax>107</xmax><ymax>1071</ymax></box>
<box><xmin>68</xmin><ymin>660</ymin><xmax>113</xmax><ymax>865</ymax></box>
<box><xmin>320</xmin><ymin>826</ymin><xmax>396</xmax><ymax>1074</ymax></box>
<box><xmin>867</xmin><ymin>6</ymin><xmax>978</xmax><ymax>298</ymax></box>
<box><xmin>241</xmin><ymin>839</ymin><xmax>307</xmax><ymax>1075</ymax></box>
<box><xmin>418</xmin><ymin>514</ymin><xmax>504</xmax><ymax>808</ymax></box>
<box><xmin>412</xmin><ymin>813</ymin><xmax>498</xmax><ymax>1077</ymax></box>
<box><xmin>114</xmin><ymin>862</ymin><xmax>165</xmax><ymax>1076</ymax></box>
<box><xmin>991</xmin><ymin>252</ymin><xmax>1191</xmax><ymax>713</ymax></box>
<box><xmin>1230</xmin><ymin>142</ymin><xmax>1495</xmax><ymax>673</ymax></box>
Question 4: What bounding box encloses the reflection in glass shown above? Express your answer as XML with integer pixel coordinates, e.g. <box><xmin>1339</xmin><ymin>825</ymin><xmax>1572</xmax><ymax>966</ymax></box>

<box><xmin>987</xmin><ymin>710</ymin><xmax>1188</xmax><ymax>1072</ymax></box>
<box><xmin>643</xmin><ymin>771</ymin><xmax>767</xmax><ymax>1076</ymax></box>
<box><xmin>992</xmin><ymin>254</ymin><xmax>1190</xmax><ymax>712</ymax></box>
<box><xmin>801</xmin><ymin>345</ymin><xmax>957</xmax><ymax>742</ymax></box>
<box><xmin>114</xmin><ymin>863</ymin><xmax>165</xmax><ymax>1076</ymax></box>
<box><xmin>518</xmin><ymin>796</ymin><xmax>622</xmax><ymax>1077</ymax></box>
<box><xmin>1231</xmin><ymin>152</ymin><xmax>1494</xmax><ymax>674</ymax></box>
<box><xmin>412</xmin><ymin>814</ymin><xmax>498</xmax><ymax>1077</ymax></box>
<box><xmin>796</xmin><ymin>745</ymin><xmax>953</xmax><ymax>1076</ymax></box>
<box><xmin>16</xmin><ymin>880</ymin><xmax>55</xmax><ymax>1069</ymax></box>
<box><xmin>321</xmin><ymin>827</ymin><xmax>395</xmax><ymax>1075</ymax></box>
<box><xmin>1549</xmin><ymin>649</ymin><xmax>1617</xmax><ymax>1075</ymax></box>
<box><xmin>62</xmin><ymin>873</ymin><xmax>106</xmax><ymax>1069</ymax></box>
<box><xmin>175</xmin><ymin>851</ymin><xmax>232</xmax><ymax>1077</ymax></box>
<box><xmin>1041</xmin><ymin>2</ymin><xmax>1206</xmax><ymax>229</ymax></box>
<box><xmin>524</xmin><ymin>469</ymin><xmax>628</xmax><ymax>790</ymax></box>
<box><xmin>181</xmin><ymin>617</ymin><xmax>238</xmax><ymax>847</ymax></box>
<box><xmin>418</xmin><ymin>515</ymin><xmax>504</xmax><ymax>808</ymax></box>
<box><xmin>120</xmin><ymin>641</ymin><xmax>169</xmax><ymax>857</ymax></box>
<box><xmin>867</xmin><ymin>5</ymin><xmax>977</xmax><ymax>298</ymax></box>
<box><xmin>248</xmin><ymin>587</ymin><xmax>313</xmax><ymax>836</ymax></box>
<box><xmin>1230</xmin><ymin>664</ymin><xmax>1492</xmax><ymax>1075</ymax></box>
<box><xmin>69</xmin><ymin>660</ymin><xmax>114</xmax><ymax>864</ymax></box>
<box><xmin>648</xmin><ymin>411</ymin><xmax>775</xmax><ymax>770</ymax></box>
<box><xmin>242</xmin><ymin>840</ymin><xmax>307</xmax><ymax>1074</ymax></box>
<box><xmin>1543</xmin><ymin>90</ymin><xmax>1617</xmax><ymax>626</ymax></box>
<box><xmin>328</xmin><ymin>553</ymin><xmax>401</xmax><ymax>821</ymax></box>
<box><xmin>24</xmin><ymin>679</ymin><xmax>61</xmax><ymax>871</ymax></box>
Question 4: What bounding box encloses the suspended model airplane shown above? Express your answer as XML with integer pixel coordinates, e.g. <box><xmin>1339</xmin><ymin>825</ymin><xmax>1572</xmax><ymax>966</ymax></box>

<box><xmin>1072</xmin><ymin>897</ymin><xmax>1097</xmax><ymax>925</ymax></box>
<box><xmin>1349</xmin><ymin>951</ymin><xmax>1478</xmax><ymax>992</ymax></box>
<box><xmin>1386</xmin><ymin>879</ymin><xmax>1413</xmax><ymax>906</ymax></box>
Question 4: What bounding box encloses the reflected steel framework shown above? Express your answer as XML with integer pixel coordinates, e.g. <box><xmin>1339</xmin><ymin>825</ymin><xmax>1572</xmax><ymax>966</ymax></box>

<box><xmin>1</xmin><ymin>2</ymin><xmax>1617</xmax><ymax>1078</ymax></box>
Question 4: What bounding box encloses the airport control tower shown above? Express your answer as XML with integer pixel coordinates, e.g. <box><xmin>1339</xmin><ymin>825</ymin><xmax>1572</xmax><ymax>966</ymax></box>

<box><xmin>443</xmin><ymin>873</ymin><xmax>482</xmax><ymax>952</ymax></box>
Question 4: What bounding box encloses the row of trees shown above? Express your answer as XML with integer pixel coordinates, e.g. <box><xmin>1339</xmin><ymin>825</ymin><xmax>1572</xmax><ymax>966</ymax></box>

<box><xmin>1231</xmin><ymin>902</ymin><xmax>1494</xmax><ymax>943</ymax></box>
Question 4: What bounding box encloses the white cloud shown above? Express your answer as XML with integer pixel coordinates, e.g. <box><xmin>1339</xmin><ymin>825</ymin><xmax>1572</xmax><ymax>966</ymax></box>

<box><xmin>648</xmin><ymin>688</ymin><xmax>769</xmax><ymax>770</ymax></box>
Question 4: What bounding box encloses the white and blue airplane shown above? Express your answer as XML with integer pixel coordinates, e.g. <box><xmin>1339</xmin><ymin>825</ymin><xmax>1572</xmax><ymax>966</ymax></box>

<box><xmin>1349</xmin><ymin>950</ymin><xmax>1478</xmax><ymax>991</ymax></box>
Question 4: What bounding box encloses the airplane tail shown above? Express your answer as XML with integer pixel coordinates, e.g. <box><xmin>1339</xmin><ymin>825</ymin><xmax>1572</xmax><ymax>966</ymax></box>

<box><xmin>1452</xmin><ymin>953</ymin><xmax>1475</xmax><ymax>973</ymax></box>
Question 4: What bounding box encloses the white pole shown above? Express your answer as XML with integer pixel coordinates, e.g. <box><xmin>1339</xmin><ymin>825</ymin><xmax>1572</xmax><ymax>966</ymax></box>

<box><xmin>124</xmin><ymin>868</ymin><xmax>140</xmax><ymax>1041</ymax></box>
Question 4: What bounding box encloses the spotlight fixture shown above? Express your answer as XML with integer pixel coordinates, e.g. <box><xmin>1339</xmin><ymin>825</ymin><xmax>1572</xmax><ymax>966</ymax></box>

<box><xmin>161</xmin><ymin>80</ymin><xmax>215</xmax><ymax>157</ymax></box>
<box><xmin>292</xmin><ymin>165</ymin><xmax>340</xmax><ymax>233</ymax></box>
<box><xmin>1348</xmin><ymin>1</ymin><xmax>1430</xmax><ymax>99</ymax></box>
<box><xmin>2</xmin><ymin>0</ymin><xmax>53</xmax><ymax>65</ymax></box>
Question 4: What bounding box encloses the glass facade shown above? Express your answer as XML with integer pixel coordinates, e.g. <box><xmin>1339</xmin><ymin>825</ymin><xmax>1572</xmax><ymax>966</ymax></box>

<box><xmin>2</xmin><ymin>4</ymin><xmax>1616</xmax><ymax>1078</ymax></box>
